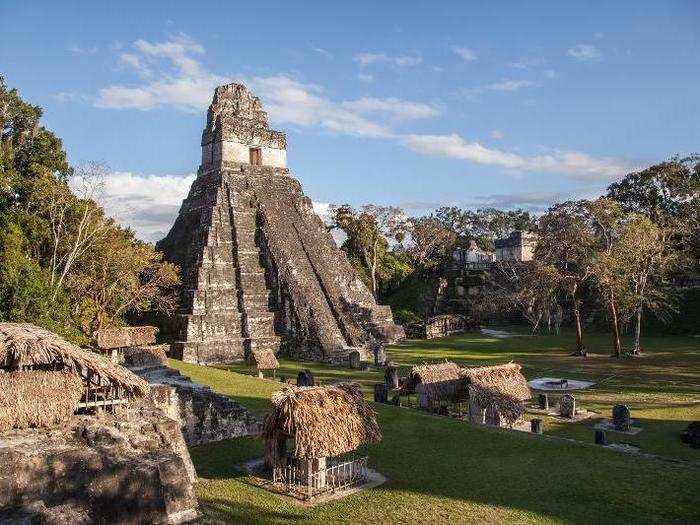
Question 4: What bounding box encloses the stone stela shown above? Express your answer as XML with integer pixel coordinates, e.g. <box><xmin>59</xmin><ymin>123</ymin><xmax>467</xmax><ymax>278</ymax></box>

<box><xmin>158</xmin><ymin>84</ymin><xmax>404</xmax><ymax>365</ymax></box>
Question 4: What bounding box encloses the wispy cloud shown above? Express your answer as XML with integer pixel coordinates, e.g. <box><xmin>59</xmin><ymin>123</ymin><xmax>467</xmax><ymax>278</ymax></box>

<box><xmin>486</xmin><ymin>79</ymin><xmax>538</xmax><ymax>92</ymax></box>
<box><xmin>310</xmin><ymin>45</ymin><xmax>333</xmax><ymax>59</ymax></box>
<box><xmin>567</xmin><ymin>44</ymin><xmax>603</xmax><ymax>61</ymax></box>
<box><xmin>95</xmin><ymin>33</ymin><xmax>227</xmax><ymax>112</ymax></box>
<box><xmin>94</xmin><ymin>34</ymin><xmax>438</xmax><ymax>138</ymax></box>
<box><xmin>452</xmin><ymin>46</ymin><xmax>478</xmax><ymax>62</ymax></box>
<box><xmin>341</xmin><ymin>97</ymin><xmax>440</xmax><ymax>121</ymax></box>
<box><xmin>249</xmin><ymin>75</ymin><xmax>392</xmax><ymax>137</ymax></box>
<box><xmin>357</xmin><ymin>72</ymin><xmax>374</xmax><ymax>83</ymax></box>
<box><xmin>353</xmin><ymin>52</ymin><xmax>422</xmax><ymax>67</ymax></box>
<box><xmin>490</xmin><ymin>130</ymin><xmax>504</xmax><ymax>139</ymax></box>
<box><xmin>400</xmin><ymin>133</ymin><xmax>632</xmax><ymax>181</ymax></box>
<box><xmin>68</xmin><ymin>43</ymin><xmax>99</xmax><ymax>55</ymax></box>
<box><xmin>92</xmin><ymin>34</ymin><xmax>630</xmax><ymax>185</ymax></box>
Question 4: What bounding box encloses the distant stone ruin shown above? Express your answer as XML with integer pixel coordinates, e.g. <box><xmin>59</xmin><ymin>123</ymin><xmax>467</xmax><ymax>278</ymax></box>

<box><xmin>158</xmin><ymin>83</ymin><xmax>404</xmax><ymax>364</ymax></box>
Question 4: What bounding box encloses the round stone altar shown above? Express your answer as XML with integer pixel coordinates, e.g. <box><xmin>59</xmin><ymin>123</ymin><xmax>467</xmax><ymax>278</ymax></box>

<box><xmin>528</xmin><ymin>377</ymin><xmax>595</xmax><ymax>392</ymax></box>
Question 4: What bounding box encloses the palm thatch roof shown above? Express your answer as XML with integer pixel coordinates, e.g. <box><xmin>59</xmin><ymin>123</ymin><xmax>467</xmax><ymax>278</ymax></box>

<box><xmin>93</xmin><ymin>326</ymin><xmax>158</xmax><ymax>350</ymax></box>
<box><xmin>407</xmin><ymin>361</ymin><xmax>465</xmax><ymax>401</ymax></box>
<box><xmin>461</xmin><ymin>363</ymin><xmax>531</xmax><ymax>401</ymax></box>
<box><xmin>261</xmin><ymin>383</ymin><xmax>381</xmax><ymax>459</ymax></box>
<box><xmin>411</xmin><ymin>361</ymin><xmax>462</xmax><ymax>384</ymax></box>
<box><xmin>0</xmin><ymin>370</ymin><xmax>84</xmax><ymax>431</ymax></box>
<box><xmin>0</xmin><ymin>323</ymin><xmax>149</xmax><ymax>397</ymax></box>
<box><xmin>468</xmin><ymin>384</ymin><xmax>525</xmax><ymax>426</ymax></box>
<box><xmin>251</xmin><ymin>349</ymin><xmax>279</xmax><ymax>370</ymax></box>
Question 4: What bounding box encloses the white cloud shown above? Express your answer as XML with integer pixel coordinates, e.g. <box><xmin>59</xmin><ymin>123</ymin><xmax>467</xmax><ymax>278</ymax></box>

<box><xmin>341</xmin><ymin>97</ymin><xmax>440</xmax><ymax>120</ymax></box>
<box><xmin>543</xmin><ymin>69</ymin><xmax>556</xmax><ymax>79</ymax></box>
<box><xmin>94</xmin><ymin>35</ymin><xmax>437</xmax><ymax>136</ymax></box>
<box><xmin>567</xmin><ymin>44</ymin><xmax>602</xmax><ymax>61</ymax></box>
<box><xmin>452</xmin><ymin>46</ymin><xmax>478</xmax><ymax>62</ymax></box>
<box><xmin>486</xmin><ymin>79</ymin><xmax>538</xmax><ymax>92</ymax></box>
<box><xmin>119</xmin><ymin>52</ymin><xmax>153</xmax><ymax>78</ymax></box>
<box><xmin>69</xmin><ymin>171</ymin><xmax>196</xmax><ymax>242</ymax></box>
<box><xmin>357</xmin><ymin>72</ymin><xmax>374</xmax><ymax>83</ymax></box>
<box><xmin>96</xmin><ymin>33</ymin><xmax>228</xmax><ymax>112</ymax></box>
<box><xmin>490</xmin><ymin>130</ymin><xmax>504</xmax><ymax>139</ymax></box>
<box><xmin>249</xmin><ymin>75</ymin><xmax>391</xmax><ymax>137</ymax></box>
<box><xmin>68</xmin><ymin>43</ymin><xmax>98</xmax><ymax>54</ymax></box>
<box><xmin>400</xmin><ymin>133</ymin><xmax>631</xmax><ymax>181</ymax></box>
<box><xmin>310</xmin><ymin>45</ymin><xmax>333</xmax><ymax>59</ymax></box>
<box><xmin>353</xmin><ymin>52</ymin><xmax>422</xmax><ymax>67</ymax></box>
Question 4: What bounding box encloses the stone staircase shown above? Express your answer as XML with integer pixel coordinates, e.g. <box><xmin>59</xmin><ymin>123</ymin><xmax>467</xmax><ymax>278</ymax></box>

<box><xmin>225</xmin><ymin>178</ymin><xmax>282</xmax><ymax>356</ymax></box>
<box><xmin>172</xmin><ymin>178</ymin><xmax>282</xmax><ymax>363</ymax></box>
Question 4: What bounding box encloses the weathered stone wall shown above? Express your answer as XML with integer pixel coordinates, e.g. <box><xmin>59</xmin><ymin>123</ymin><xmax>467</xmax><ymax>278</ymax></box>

<box><xmin>0</xmin><ymin>403</ymin><xmax>198</xmax><ymax>524</ymax></box>
<box><xmin>157</xmin><ymin>83</ymin><xmax>403</xmax><ymax>365</ymax></box>
<box><xmin>135</xmin><ymin>363</ymin><xmax>260</xmax><ymax>446</ymax></box>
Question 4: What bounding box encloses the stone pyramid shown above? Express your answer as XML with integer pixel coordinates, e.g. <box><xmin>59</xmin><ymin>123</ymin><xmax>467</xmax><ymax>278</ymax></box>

<box><xmin>157</xmin><ymin>83</ymin><xmax>404</xmax><ymax>364</ymax></box>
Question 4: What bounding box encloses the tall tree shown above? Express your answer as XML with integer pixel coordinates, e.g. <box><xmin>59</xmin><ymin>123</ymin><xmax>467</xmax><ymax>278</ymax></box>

<box><xmin>612</xmin><ymin>216</ymin><xmax>679</xmax><ymax>354</ymax></box>
<box><xmin>485</xmin><ymin>261</ymin><xmax>560</xmax><ymax>334</ymax></box>
<box><xmin>588</xmin><ymin>198</ymin><xmax>627</xmax><ymax>357</ymax></box>
<box><xmin>608</xmin><ymin>156</ymin><xmax>700</xmax><ymax>277</ymax></box>
<box><xmin>407</xmin><ymin>215</ymin><xmax>457</xmax><ymax>271</ymax></box>
<box><xmin>332</xmin><ymin>204</ymin><xmax>408</xmax><ymax>297</ymax></box>
<box><xmin>0</xmin><ymin>78</ymin><xmax>180</xmax><ymax>341</ymax></box>
<box><xmin>536</xmin><ymin>201</ymin><xmax>597</xmax><ymax>355</ymax></box>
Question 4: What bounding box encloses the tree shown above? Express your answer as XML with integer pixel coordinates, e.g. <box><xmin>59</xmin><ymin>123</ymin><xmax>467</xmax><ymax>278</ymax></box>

<box><xmin>536</xmin><ymin>201</ymin><xmax>597</xmax><ymax>355</ymax></box>
<box><xmin>608</xmin><ymin>156</ymin><xmax>700</xmax><ymax>278</ymax></box>
<box><xmin>332</xmin><ymin>204</ymin><xmax>409</xmax><ymax>297</ymax></box>
<box><xmin>407</xmin><ymin>215</ymin><xmax>457</xmax><ymax>270</ymax></box>
<box><xmin>68</xmin><ymin>227</ymin><xmax>180</xmax><ymax>333</ymax></box>
<box><xmin>611</xmin><ymin>216</ymin><xmax>679</xmax><ymax>354</ymax></box>
<box><xmin>588</xmin><ymin>198</ymin><xmax>627</xmax><ymax>357</ymax></box>
<box><xmin>0</xmin><ymin>79</ymin><xmax>180</xmax><ymax>341</ymax></box>
<box><xmin>435</xmin><ymin>206</ymin><xmax>535</xmax><ymax>250</ymax></box>
<box><xmin>480</xmin><ymin>261</ymin><xmax>559</xmax><ymax>334</ymax></box>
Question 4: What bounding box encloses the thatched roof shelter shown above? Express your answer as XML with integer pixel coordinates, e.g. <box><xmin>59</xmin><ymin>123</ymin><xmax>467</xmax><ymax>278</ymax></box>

<box><xmin>410</xmin><ymin>361</ymin><xmax>462</xmax><ymax>384</ymax></box>
<box><xmin>407</xmin><ymin>361</ymin><xmax>467</xmax><ymax>403</ymax></box>
<box><xmin>93</xmin><ymin>326</ymin><xmax>158</xmax><ymax>350</ymax></box>
<box><xmin>463</xmin><ymin>363</ymin><xmax>531</xmax><ymax>426</ymax></box>
<box><xmin>0</xmin><ymin>323</ymin><xmax>149</xmax><ymax>397</ymax></box>
<box><xmin>251</xmin><ymin>349</ymin><xmax>279</xmax><ymax>370</ymax></box>
<box><xmin>261</xmin><ymin>383</ymin><xmax>381</xmax><ymax>459</ymax></box>
<box><xmin>0</xmin><ymin>370</ymin><xmax>84</xmax><ymax>432</ymax></box>
<box><xmin>461</xmin><ymin>363</ymin><xmax>531</xmax><ymax>401</ymax></box>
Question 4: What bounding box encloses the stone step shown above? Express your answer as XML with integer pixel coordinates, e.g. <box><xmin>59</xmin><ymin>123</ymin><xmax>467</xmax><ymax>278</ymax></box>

<box><xmin>242</xmin><ymin>292</ymin><xmax>272</xmax><ymax>308</ymax></box>
<box><xmin>236</xmin><ymin>251</ymin><xmax>263</xmax><ymax>268</ymax></box>
<box><xmin>243</xmin><ymin>314</ymin><xmax>277</xmax><ymax>337</ymax></box>
<box><xmin>245</xmin><ymin>335</ymin><xmax>282</xmax><ymax>353</ymax></box>
<box><xmin>178</xmin><ymin>312</ymin><xmax>243</xmax><ymax>339</ymax></box>
<box><xmin>238</xmin><ymin>272</ymin><xmax>268</xmax><ymax>290</ymax></box>
<box><xmin>184</xmin><ymin>288</ymin><xmax>239</xmax><ymax>313</ymax></box>
<box><xmin>196</xmin><ymin>266</ymin><xmax>236</xmax><ymax>288</ymax></box>
<box><xmin>174</xmin><ymin>338</ymin><xmax>247</xmax><ymax>364</ymax></box>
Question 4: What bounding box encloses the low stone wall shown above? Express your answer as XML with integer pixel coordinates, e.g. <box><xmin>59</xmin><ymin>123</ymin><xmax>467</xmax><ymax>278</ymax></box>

<box><xmin>0</xmin><ymin>402</ymin><xmax>198</xmax><ymax>524</ymax></box>
<box><xmin>134</xmin><ymin>364</ymin><xmax>260</xmax><ymax>446</ymax></box>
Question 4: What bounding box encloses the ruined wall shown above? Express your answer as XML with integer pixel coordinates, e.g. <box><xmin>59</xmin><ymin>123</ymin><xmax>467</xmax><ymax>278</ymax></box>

<box><xmin>157</xmin><ymin>83</ymin><xmax>403</xmax><ymax>364</ymax></box>
<box><xmin>136</xmin><ymin>364</ymin><xmax>260</xmax><ymax>446</ymax></box>
<box><xmin>0</xmin><ymin>403</ymin><xmax>198</xmax><ymax>524</ymax></box>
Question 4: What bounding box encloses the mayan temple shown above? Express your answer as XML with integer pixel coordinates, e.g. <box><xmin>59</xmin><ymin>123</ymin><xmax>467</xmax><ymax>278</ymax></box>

<box><xmin>157</xmin><ymin>83</ymin><xmax>404</xmax><ymax>364</ymax></box>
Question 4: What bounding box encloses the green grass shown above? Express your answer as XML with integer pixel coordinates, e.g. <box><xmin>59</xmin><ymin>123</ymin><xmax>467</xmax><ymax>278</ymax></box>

<box><xmin>170</xmin><ymin>329</ymin><xmax>700</xmax><ymax>524</ymax></box>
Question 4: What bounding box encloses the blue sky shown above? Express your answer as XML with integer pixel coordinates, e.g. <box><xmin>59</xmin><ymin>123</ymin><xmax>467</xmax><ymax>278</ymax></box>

<box><xmin>1</xmin><ymin>1</ymin><xmax>698</xmax><ymax>241</ymax></box>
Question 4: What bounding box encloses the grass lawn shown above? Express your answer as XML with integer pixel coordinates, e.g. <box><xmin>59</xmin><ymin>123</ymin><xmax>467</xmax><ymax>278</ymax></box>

<box><xmin>171</xmin><ymin>329</ymin><xmax>700</xmax><ymax>524</ymax></box>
